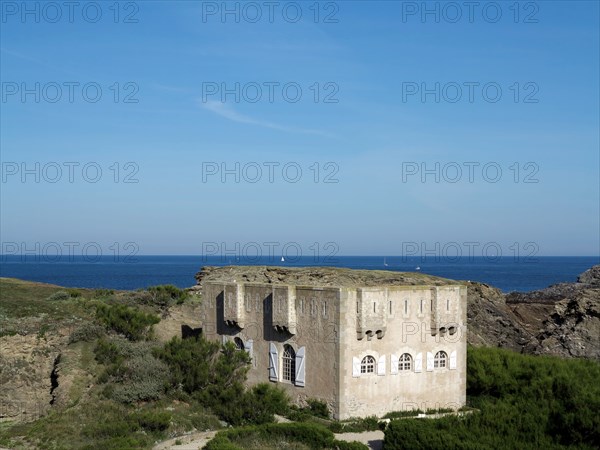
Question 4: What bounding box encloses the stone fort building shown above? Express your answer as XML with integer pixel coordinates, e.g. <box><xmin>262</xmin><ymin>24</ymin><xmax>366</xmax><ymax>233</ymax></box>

<box><xmin>198</xmin><ymin>266</ymin><xmax>467</xmax><ymax>419</ymax></box>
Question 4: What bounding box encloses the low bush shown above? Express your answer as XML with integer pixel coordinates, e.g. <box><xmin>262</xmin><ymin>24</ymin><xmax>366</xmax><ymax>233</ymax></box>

<box><xmin>133</xmin><ymin>410</ymin><xmax>171</xmax><ymax>432</ymax></box>
<box><xmin>93</xmin><ymin>289</ymin><xmax>115</xmax><ymax>298</ymax></box>
<box><xmin>69</xmin><ymin>323</ymin><xmax>105</xmax><ymax>343</ymax></box>
<box><xmin>94</xmin><ymin>337</ymin><xmax>169</xmax><ymax>403</ymax></box>
<box><xmin>332</xmin><ymin>441</ymin><xmax>369</xmax><ymax>450</ymax></box>
<box><xmin>146</xmin><ymin>284</ymin><xmax>189</xmax><ymax>306</ymax></box>
<box><xmin>328</xmin><ymin>416</ymin><xmax>380</xmax><ymax>433</ymax></box>
<box><xmin>96</xmin><ymin>303</ymin><xmax>160</xmax><ymax>341</ymax></box>
<box><xmin>306</xmin><ymin>399</ymin><xmax>330</xmax><ymax>419</ymax></box>
<box><xmin>47</xmin><ymin>290</ymin><xmax>70</xmax><ymax>301</ymax></box>
<box><xmin>156</xmin><ymin>336</ymin><xmax>265</xmax><ymax>425</ymax></box>
<box><xmin>238</xmin><ymin>383</ymin><xmax>290</xmax><ymax>424</ymax></box>
<box><xmin>287</xmin><ymin>398</ymin><xmax>330</xmax><ymax>422</ymax></box>
<box><xmin>95</xmin><ymin>338</ymin><xmax>123</xmax><ymax>365</ymax></box>
<box><xmin>206</xmin><ymin>422</ymin><xmax>334</xmax><ymax>450</ymax></box>
<box><xmin>205</xmin><ymin>422</ymin><xmax>369</xmax><ymax>450</ymax></box>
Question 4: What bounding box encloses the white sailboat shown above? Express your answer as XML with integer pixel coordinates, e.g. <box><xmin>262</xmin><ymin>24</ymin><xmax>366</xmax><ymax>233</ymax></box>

<box><xmin>281</xmin><ymin>256</ymin><xmax>285</xmax><ymax>262</ymax></box>
<box><xmin>384</xmin><ymin>257</ymin><xmax>388</xmax><ymax>267</ymax></box>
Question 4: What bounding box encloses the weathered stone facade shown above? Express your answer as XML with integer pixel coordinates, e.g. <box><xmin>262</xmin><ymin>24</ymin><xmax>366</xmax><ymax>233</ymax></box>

<box><xmin>200</xmin><ymin>272</ymin><xmax>467</xmax><ymax>420</ymax></box>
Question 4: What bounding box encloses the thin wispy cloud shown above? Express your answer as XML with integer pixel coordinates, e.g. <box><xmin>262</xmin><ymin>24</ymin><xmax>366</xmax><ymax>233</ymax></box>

<box><xmin>200</xmin><ymin>100</ymin><xmax>335</xmax><ymax>138</ymax></box>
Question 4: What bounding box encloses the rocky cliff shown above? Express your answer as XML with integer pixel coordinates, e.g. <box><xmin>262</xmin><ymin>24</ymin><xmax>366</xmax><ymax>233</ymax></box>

<box><xmin>467</xmin><ymin>265</ymin><xmax>600</xmax><ymax>359</ymax></box>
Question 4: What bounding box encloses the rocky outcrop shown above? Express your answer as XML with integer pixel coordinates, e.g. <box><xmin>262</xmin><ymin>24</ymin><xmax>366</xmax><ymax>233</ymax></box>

<box><xmin>466</xmin><ymin>281</ymin><xmax>537</xmax><ymax>351</ymax></box>
<box><xmin>577</xmin><ymin>265</ymin><xmax>600</xmax><ymax>286</ymax></box>
<box><xmin>469</xmin><ymin>265</ymin><xmax>600</xmax><ymax>360</ymax></box>
<box><xmin>0</xmin><ymin>333</ymin><xmax>66</xmax><ymax>423</ymax></box>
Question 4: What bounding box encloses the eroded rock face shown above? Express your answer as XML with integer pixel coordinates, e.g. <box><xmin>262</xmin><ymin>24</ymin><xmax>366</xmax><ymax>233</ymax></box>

<box><xmin>0</xmin><ymin>334</ymin><xmax>65</xmax><ymax>423</ymax></box>
<box><xmin>469</xmin><ymin>266</ymin><xmax>600</xmax><ymax>360</ymax></box>
<box><xmin>577</xmin><ymin>265</ymin><xmax>600</xmax><ymax>287</ymax></box>
<box><xmin>466</xmin><ymin>282</ymin><xmax>538</xmax><ymax>351</ymax></box>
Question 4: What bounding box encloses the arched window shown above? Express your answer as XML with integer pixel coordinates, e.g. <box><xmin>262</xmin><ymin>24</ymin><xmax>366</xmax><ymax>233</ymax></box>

<box><xmin>234</xmin><ymin>337</ymin><xmax>244</xmax><ymax>351</ymax></box>
<box><xmin>360</xmin><ymin>355</ymin><xmax>376</xmax><ymax>374</ymax></box>
<box><xmin>399</xmin><ymin>353</ymin><xmax>412</xmax><ymax>371</ymax></box>
<box><xmin>282</xmin><ymin>345</ymin><xmax>296</xmax><ymax>383</ymax></box>
<box><xmin>434</xmin><ymin>351</ymin><xmax>447</xmax><ymax>369</ymax></box>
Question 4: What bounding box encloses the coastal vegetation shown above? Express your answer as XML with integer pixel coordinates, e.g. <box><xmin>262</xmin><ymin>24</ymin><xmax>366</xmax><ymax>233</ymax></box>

<box><xmin>384</xmin><ymin>347</ymin><xmax>600</xmax><ymax>449</ymax></box>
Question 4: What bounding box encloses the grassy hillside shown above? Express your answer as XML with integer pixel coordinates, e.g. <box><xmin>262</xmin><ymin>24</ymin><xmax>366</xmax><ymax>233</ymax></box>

<box><xmin>0</xmin><ymin>278</ymin><xmax>221</xmax><ymax>449</ymax></box>
<box><xmin>0</xmin><ymin>278</ymin><xmax>93</xmax><ymax>337</ymax></box>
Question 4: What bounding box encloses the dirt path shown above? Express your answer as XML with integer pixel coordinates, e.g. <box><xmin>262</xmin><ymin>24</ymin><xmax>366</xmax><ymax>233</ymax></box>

<box><xmin>152</xmin><ymin>430</ymin><xmax>217</xmax><ymax>450</ymax></box>
<box><xmin>335</xmin><ymin>430</ymin><xmax>384</xmax><ymax>450</ymax></box>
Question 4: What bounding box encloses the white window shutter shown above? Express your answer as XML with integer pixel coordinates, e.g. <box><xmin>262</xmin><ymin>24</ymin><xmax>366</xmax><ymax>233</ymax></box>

<box><xmin>414</xmin><ymin>353</ymin><xmax>423</xmax><ymax>373</ymax></box>
<box><xmin>295</xmin><ymin>346</ymin><xmax>306</xmax><ymax>387</ymax></box>
<box><xmin>449</xmin><ymin>350</ymin><xmax>457</xmax><ymax>370</ymax></box>
<box><xmin>391</xmin><ymin>354</ymin><xmax>399</xmax><ymax>375</ymax></box>
<box><xmin>352</xmin><ymin>357</ymin><xmax>361</xmax><ymax>377</ymax></box>
<box><xmin>222</xmin><ymin>335</ymin><xmax>227</xmax><ymax>345</ymax></box>
<box><xmin>244</xmin><ymin>339</ymin><xmax>253</xmax><ymax>359</ymax></box>
<box><xmin>268</xmin><ymin>343</ymin><xmax>278</xmax><ymax>381</ymax></box>
<box><xmin>426</xmin><ymin>352</ymin><xmax>434</xmax><ymax>371</ymax></box>
<box><xmin>377</xmin><ymin>355</ymin><xmax>386</xmax><ymax>376</ymax></box>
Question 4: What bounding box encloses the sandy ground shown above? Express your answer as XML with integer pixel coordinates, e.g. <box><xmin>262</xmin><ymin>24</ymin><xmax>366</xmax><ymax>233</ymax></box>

<box><xmin>335</xmin><ymin>430</ymin><xmax>385</xmax><ymax>450</ymax></box>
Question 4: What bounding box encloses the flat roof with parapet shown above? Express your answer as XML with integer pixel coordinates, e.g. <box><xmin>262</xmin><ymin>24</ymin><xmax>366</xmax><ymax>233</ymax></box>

<box><xmin>196</xmin><ymin>265</ymin><xmax>464</xmax><ymax>288</ymax></box>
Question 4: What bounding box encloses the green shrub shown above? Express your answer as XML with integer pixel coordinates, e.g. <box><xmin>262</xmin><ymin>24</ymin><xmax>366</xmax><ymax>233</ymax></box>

<box><xmin>93</xmin><ymin>289</ymin><xmax>115</xmax><ymax>298</ymax></box>
<box><xmin>66</xmin><ymin>288</ymin><xmax>82</xmax><ymax>298</ymax></box>
<box><xmin>96</xmin><ymin>303</ymin><xmax>160</xmax><ymax>341</ymax></box>
<box><xmin>206</xmin><ymin>422</ymin><xmax>337</xmax><ymax>450</ymax></box>
<box><xmin>94</xmin><ymin>338</ymin><xmax>123</xmax><ymax>365</ymax></box>
<box><xmin>328</xmin><ymin>416</ymin><xmax>380</xmax><ymax>433</ymax></box>
<box><xmin>47</xmin><ymin>290</ymin><xmax>70</xmax><ymax>301</ymax></box>
<box><xmin>146</xmin><ymin>284</ymin><xmax>189</xmax><ymax>306</ymax></box>
<box><xmin>238</xmin><ymin>383</ymin><xmax>290</xmax><ymax>424</ymax></box>
<box><xmin>69</xmin><ymin>323</ymin><xmax>105</xmax><ymax>343</ymax></box>
<box><xmin>134</xmin><ymin>410</ymin><xmax>171</xmax><ymax>432</ymax></box>
<box><xmin>332</xmin><ymin>440</ymin><xmax>369</xmax><ymax>450</ymax></box>
<box><xmin>306</xmin><ymin>398</ymin><xmax>330</xmax><ymax>419</ymax></box>
<box><xmin>287</xmin><ymin>398</ymin><xmax>330</xmax><ymax>423</ymax></box>
<box><xmin>108</xmin><ymin>376</ymin><xmax>168</xmax><ymax>403</ymax></box>
<box><xmin>155</xmin><ymin>336</ymin><xmax>274</xmax><ymax>425</ymax></box>
<box><xmin>286</xmin><ymin>409</ymin><xmax>311</xmax><ymax>422</ymax></box>
<box><xmin>327</xmin><ymin>421</ymin><xmax>344</xmax><ymax>433</ymax></box>
<box><xmin>94</xmin><ymin>337</ymin><xmax>169</xmax><ymax>403</ymax></box>
<box><xmin>383</xmin><ymin>347</ymin><xmax>600</xmax><ymax>450</ymax></box>
<box><xmin>204</xmin><ymin>434</ymin><xmax>242</xmax><ymax>450</ymax></box>
<box><xmin>82</xmin><ymin>409</ymin><xmax>139</xmax><ymax>439</ymax></box>
<box><xmin>156</xmin><ymin>337</ymin><xmax>249</xmax><ymax>392</ymax></box>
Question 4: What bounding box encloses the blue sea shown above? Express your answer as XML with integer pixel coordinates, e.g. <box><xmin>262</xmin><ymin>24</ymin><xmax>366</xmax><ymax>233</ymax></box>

<box><xmin>0</xmin><ymin>256</ymin><xmax>598</xmax><ymax>293</ymax></box>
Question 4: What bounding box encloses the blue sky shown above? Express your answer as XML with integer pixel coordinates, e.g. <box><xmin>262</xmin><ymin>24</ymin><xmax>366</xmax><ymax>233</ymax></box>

<box><xmin>1</xmin><ymin>1</ymin><xmax>598</xmax><ymax>257</ymax></box>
